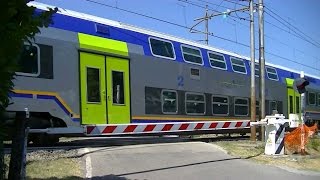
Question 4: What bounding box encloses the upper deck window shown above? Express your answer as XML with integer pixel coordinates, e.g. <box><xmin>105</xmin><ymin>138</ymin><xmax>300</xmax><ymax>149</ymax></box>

<box><xmin>266</xmin><ymin>67</ymin><xmax>279</xmax><ymax>81</ymax></box>
<box><xmin>249</xmin><ymin>62</ymin><xmax>259</xmax><ymax>77</ymax></box>
<box><xmin>181</xmin><ymin>45</ymin><xmax>203</xmax><ymax>65</ymax></box>
<box><xmin>149</xmin><ymin>37</ymin><xmax>175</xmax><ymax>60</ymax></box>
<box><xmin>16</xmin><ymin>44</ymin><xmax>40</xmax><ymax>76</ymax></box>
<box><xmin>230</xmin><ymin>57</ymin><xmax>247</xmax><ymax>74</ymax></box>
<box><xmin>208</xmin><ymin>52</ymin><xmax>227</xmax><ymax>70</ymax></box>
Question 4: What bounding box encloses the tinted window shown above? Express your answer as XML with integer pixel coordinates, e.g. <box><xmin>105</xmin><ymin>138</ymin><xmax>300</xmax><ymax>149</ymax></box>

<box><xmin>231</xmin><ymin>58</ymin><xmax>246</xmax><ymax>74</ymax></box>
<box><xmin>250</xmin><ymin>62</ymin><xmax>259</xmax><ymax>77</ymax></box>
<box><xmin>270</xmin><ymin>101</ymin><xmax>277</xmax><ymax>114</ymax></box>
<box><xmin>150</xmin><ymin>38</ymin><xmax>175</xmax><ymax>59</ymax></box>
<box><xmin>186</xmin><ymin>93</ymin><xmax>205</xmax><ymax>115</ymax></box>
<box><xmin>17</xmin><ymin>44</ymin><xmax>40</xmax><ymax>75</ymax></box>
<box><xmin>87</xmin><ymin>67</ymin><xmax>100</xmax><ymax>103</ymax></box>
<box><xmin>112</xmin><ymin>71</ymin><xmax>124</xmax><ymax>105</ymax></box>
<box><xmin>208</xmin><ymin>52</ymin><xmax>226</xmax><ymax>69</ymax></box>
<box><xmin>308</xmin><ymin>92</ymin><xmax>316</xmax><ymax>105</ymax></box>
<box><xmin>256</xmin><ymin>100</ymin><xmax>259</xmax><ymax>115</ymax></box>
<box><xmin>162</xmin><ymin>90</ymin><xmax>177</xmax><ymax>114</ymax></box>
<box><xmin>266</xmin><ymin>67</ymin><xmax>278</xmax><ymax>80</ymax></box>
<box><xmin>318</xmin><ymin>93</ymin><xmax>320</xmax><ymax>106</ymax></box>
<box><xmin>234</xmin><ymin>98</ymin><xmax>248</xmax><ymax>116</ymax></box>
<box><xmin>212</xmin><ymin>96</ymin><xmax>228</xmax><ymax>115</ymax></box>
<box><xmin>289</xmin><ymin>96</ymin><xmax>293</xmax><ymax>113</ymax></box>
<box><xmin>181</xmin><ymin>46</ymin><xmax>203</xmax><ymax>65</ymax></box>
<box><xmin>296</xmin><ymin>96</ymin><xmax>300</xmax><ymax>113</ymax></box>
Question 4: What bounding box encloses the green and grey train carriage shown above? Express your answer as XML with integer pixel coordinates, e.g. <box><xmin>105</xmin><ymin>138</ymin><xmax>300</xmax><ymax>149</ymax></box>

<box><xmin>4</xmin><ymin>2</ymin><xmax>320</xmax><ymax>144</ymax></box>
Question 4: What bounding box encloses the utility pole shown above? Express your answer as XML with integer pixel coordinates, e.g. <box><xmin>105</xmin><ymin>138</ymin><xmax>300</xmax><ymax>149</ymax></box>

<box><xmin>205</xmin><ymin>5</ymin><xmax>209</xmax><ymax>45</ymax></box>
<box><xmin>249</xmin><ymin>0</ymin><xmax>256</xmax><ymax>141</ymax></box>
<box><xmin>258</xmin><ymin>0</ymin><xmax>266</xmax><ymax>141</ymax></box>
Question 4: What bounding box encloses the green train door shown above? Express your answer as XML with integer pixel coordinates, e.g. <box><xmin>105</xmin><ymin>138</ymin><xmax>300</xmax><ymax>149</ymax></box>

<box><xmin>80</xmin><ymin>52</ymin><xmax>107</xmax><ymax>124</ymax></box>
<box><xmin>286</xmin><ymin>78</ymin><xmax>301</xmax><ymax>117</ymax></box>
<box><xmin>80</xmin><ymin>52</ymin><xmax>131</xmax><ymax>124</ymax></box>
<box><xmin>106</xmin><ymin>57</ymin><xmax>130</xmax><ymax>124</ymax></box>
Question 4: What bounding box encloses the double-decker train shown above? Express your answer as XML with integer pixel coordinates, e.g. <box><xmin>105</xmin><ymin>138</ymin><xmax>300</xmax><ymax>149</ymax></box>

<box><xmin>4</xmin><ymin>2</ymin><xmax>320</xmax><ymax>144</ymax></box>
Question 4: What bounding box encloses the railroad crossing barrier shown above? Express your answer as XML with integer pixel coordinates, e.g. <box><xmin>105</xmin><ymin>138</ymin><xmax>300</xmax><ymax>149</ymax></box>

<box><xmin>251</xmin><ymin>114</ymin><xmax>290</xmax><ymax>155</ymax></box>
<box><xmin>84</xmin><ymin>120</ymin><xmax>250</xmax><ymax>136</ymax></box>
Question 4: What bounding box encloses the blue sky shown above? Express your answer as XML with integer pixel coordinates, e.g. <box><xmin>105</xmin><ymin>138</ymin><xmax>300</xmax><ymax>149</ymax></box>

<box><xmin>35</xmin><ymin>0</ymin><xmax>320</xmax><ymax>76</ymax></box>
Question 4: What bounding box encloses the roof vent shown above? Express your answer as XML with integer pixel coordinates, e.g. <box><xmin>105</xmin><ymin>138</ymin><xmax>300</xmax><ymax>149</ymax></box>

<box><xmin>95</xmin><ymin>23</ymin><xmax>110</xmax><ymax>36</ymax></box>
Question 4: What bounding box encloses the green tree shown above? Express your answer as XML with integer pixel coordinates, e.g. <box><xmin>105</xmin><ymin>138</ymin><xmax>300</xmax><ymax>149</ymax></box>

<box><xmin>0</xmin><ymin>0</ymin><xmax>57</xmax><ymax>179</ymax></box>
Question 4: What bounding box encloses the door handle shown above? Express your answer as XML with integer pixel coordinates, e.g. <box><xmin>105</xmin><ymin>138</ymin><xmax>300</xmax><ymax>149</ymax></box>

<box><xmin>102</xmin><ymin>91</ymin><xmax>106</xmax><ymax>100</ymax></box>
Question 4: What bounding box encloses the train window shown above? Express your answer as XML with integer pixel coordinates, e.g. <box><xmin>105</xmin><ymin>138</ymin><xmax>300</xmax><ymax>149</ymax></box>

<box><xmin>289</xmin><ymin>96</ymin><xmax>293</xmax><ymax>113</ymax></box>
<box><xmin>161</xmin><ymin>90</ymin><xmax>178</xmax><ymax>114</ymax></box>
<box><xmin>266</xmin><ymin>67</ymin><xmax>279</xmax><ymax>81</ymax></box>
<box><xmin>308</xmin><ymin>92</ymin><xmax>316</xmax><ymax>105</ymax></box>
<box><xmin>230</xmin><ymin>58</ymin><xmax>247</xmax><ymax>74</ymax></box>
<box><xmin>249</xmin><ymin>62</ymin><xmax>259</xmax><ymax>77</ymax></box>
<box><xmin>296</xmin><ymin>96</ymin><xmax>300</xmax><ymax>113</ymax></box>
<box><xmin>212</xmin><ymin>96</ymin><xmax>229</xmax><ymax>115</ymax></box>
<box><xmin>185</xmin><ymin>93</ymin><xmax>205</xmax><ymax>115</ymax></box>
<box><xmin>16</xmin><ymin>43</ymin><xmax>40</xmax><ymax>76</ymax></box>
<box><xmin>208</xmin><ymin>52</ymin><xmax>227</xmax><ymax>70</ymax></box>
<box><xmin>149</xmin><ymin>37</ymin><xmax>175</xmax><ymax>60</ymax></box>
<box><xmin>181</xmin><ymin>45</ymin><xmax>203</xmax><ymax>65</ymax></box>
<box><xmin>234</xmin><ymin>98</ymin><xmax>249</xmax><ymax>116</ymax></box>
<box><xmin>270</xmin><ymin>101</ymin><xmax>277</xmax><ymax>113</ymax></box>
<box><xmin>318</xmin><ymin>93</ymin><xmax>320</xmax><ymax>106</ymax></box>
<box><xmin>86</xmin><ymin>67</ymin><xmax>101</xmax><ymax>103</ymax></box>
<box><xmin>112</xmin><ymin>71</ymin><xmax>125</xmax><ymax>105</ymax></box>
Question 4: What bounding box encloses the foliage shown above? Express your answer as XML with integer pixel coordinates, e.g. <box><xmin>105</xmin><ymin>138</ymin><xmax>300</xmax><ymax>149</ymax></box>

<box><xmin>0</xmin><ymin>0</ymin><xmax>57</xmax><ymax>110</ymax></box>
<box><xmin>0</xmin><ymin>0</ymin><xmax>57</xmax><ymax>179</ymax></box>
<box><xmin>307</xmin><ymin>137</ymin><xmax>320</xmax><ymax>151</ymax></box>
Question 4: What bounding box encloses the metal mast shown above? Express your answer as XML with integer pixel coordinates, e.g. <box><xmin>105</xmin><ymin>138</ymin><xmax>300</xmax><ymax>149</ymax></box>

<box><xmin>249</xmin><ymin>0</ymin><xmax>256</xmax><ymax>141</ymax></box>
<box><xmin>258</xmin><ymin>0</ymin><xmax>266</xmax><ymax>141</ymax></box>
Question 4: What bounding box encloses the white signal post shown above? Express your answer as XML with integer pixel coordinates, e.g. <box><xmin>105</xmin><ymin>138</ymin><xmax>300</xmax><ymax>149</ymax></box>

<box><xmin>300</xmin><ymin>71</ymin><xmax>306</xmax><ymax>155</ymax></box>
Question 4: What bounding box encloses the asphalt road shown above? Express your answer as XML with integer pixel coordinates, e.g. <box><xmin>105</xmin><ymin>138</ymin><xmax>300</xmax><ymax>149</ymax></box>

<box><xmin>82</xmin><ymin>141</ymin><xmax>320</xmax><ymax>180</ymax></box>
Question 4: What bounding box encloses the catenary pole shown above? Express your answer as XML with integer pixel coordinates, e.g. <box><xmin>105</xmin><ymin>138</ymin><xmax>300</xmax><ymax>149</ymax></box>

<box><xmin>258</xmin><ymin>0</ymin><xmax>266</xmax><ymax>141</ymax></box>
<box><xmin>250</xmin><ymin>0</ymin><xmax>256</xmax><ymax>141</ymax></box>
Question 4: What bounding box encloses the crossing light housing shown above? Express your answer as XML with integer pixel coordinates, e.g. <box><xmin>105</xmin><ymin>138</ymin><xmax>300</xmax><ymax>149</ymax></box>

<box><xmin>293</xmin><ymin>77</ymin><xmax>309</xmax><ymax>94</ymax></box>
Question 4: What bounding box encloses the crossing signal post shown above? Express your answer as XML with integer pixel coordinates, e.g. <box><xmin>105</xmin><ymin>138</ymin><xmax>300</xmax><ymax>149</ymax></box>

<box><xmin>294</xmin><ymin>72</ymin><xmax>310</xmax><ymax>155</ymax></box>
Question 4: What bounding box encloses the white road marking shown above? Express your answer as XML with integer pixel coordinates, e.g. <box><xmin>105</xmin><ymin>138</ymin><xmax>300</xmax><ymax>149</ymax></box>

<box><xmin>83</xmin><ymin>148</ymin><xmax>92</xmax><ymax>179</ymax></box>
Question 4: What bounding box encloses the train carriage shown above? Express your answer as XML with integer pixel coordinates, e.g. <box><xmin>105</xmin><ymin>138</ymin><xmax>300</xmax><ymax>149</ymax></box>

<box><xmin>4</xmin><ymin>2</ymin><xmax>320</xmax><ymax>144</ymax></box>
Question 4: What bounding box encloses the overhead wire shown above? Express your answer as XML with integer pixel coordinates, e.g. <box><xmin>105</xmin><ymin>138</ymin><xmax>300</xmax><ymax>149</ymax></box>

<box><xmin>82</xmin><ymin>0</ymin><xmax>320</xmax><ymax>72</ymax></box>
<box><xmin>264</xmin><ymin>6</ymin><xmax>320</xmax><ymax>47</ymax></box>
<box><xmin>178</xmin><ymin>0</ymin><xmax>250</xmax><ymax>21</ymax></box>
<box><xmin>264</xmin><ymin>10</ymin><xmax>320</xmax><ymax>48</ymax></box>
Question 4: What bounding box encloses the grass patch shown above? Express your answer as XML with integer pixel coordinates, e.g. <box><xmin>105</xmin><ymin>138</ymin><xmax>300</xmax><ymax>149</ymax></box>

<box><xmin>26</xmin><ymin>158</ymin><xmax>81</xmax><ymax>179</ymax></box>
<box><xmin>307</xmin><ymin>137</ymin><xmax>320</xmax><ymax>151</ymax></box>
<box><xmin>4</xmin><ymin>150</ymin><xmax>82</xmax><ymax>179</ymax></box>
<box><xmin>212</xmin><ymin>137</ymin><xmax>320</xmax><ymax>172</ymax></box>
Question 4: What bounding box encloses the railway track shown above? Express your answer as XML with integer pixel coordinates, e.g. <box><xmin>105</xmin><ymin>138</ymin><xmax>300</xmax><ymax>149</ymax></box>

<box><xmin>4</xmin><ymin>135</ymin><xmax>251</xmax><ymax>154</ymax></box>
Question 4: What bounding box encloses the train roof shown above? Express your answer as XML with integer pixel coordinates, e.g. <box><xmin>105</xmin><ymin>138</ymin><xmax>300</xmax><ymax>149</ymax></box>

<box><xmin>28</xmin><ymin>1</ymin><xmax>320</xmax><ymax>81</ymax></box>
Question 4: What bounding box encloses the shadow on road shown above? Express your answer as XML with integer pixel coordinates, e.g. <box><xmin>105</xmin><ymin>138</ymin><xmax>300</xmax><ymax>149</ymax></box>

<box><xmin>26</xmin><ymin>174</ymin><xmax>129</xmax><ymax>180</ymax></box>
<box><xmin>26</xmin><ymin>157</ymin><xmax>240</xmax><ymax>179</ymax></box>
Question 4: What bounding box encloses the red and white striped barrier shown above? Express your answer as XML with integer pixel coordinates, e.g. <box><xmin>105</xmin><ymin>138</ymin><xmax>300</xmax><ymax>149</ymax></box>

<box><xmin>84</xmin><ymin>120</ymin><xmax>251</xmax><ymax>136</ymax></box>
